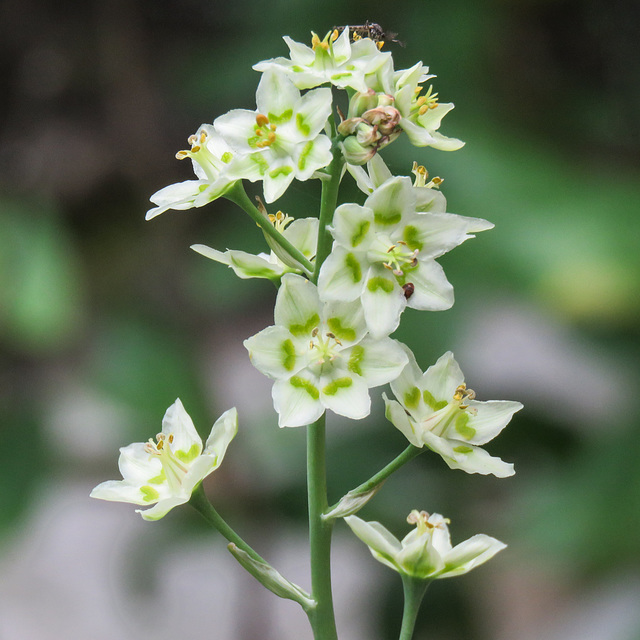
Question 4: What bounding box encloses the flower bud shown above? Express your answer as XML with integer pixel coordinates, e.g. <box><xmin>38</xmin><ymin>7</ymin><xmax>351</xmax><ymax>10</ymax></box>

<box><xmin>361</xmin><ymin>106</ymin><xmax>401</xmax><ymax>136</ymax></box>
<box><xmin>340</xmin><ymin>135</ymin><xmax>378</xmax><ymax>165</ymax></box>
<box><xmin>347</xmin><ymin>89</ymin><xmax>378</xmax><ymax>118</ymax></box>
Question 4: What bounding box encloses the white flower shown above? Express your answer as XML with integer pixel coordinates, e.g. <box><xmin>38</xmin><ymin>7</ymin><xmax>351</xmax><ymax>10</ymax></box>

<box><xmin>347</xmin><ymin>154</ymin><xmax>447</xmax><ymax>213</ymax></box>
<box><xmin>146</xmin><ymin>125</ymin><xmax>239</xmax><ymax>220</ymax></box>
<box><xmin>214</xmin><ymin>70</ymin><xmax>333</xmax><ymax>203</ymax></box>
<box><xmin>345</xmin><ymin>510</ymin><xmax>506</xmax><ymax>580</ymax></box>
<box><xmin>253</xmin><ymin>28</ymin><xmax>390</xmax><ymax>92</ymax></box>
<box><xmin>317</xmin><ymin>176</ymin><xmax>493</xmax><ymax>337</ymax></box>
<box><xmin>384</xmin><ymin>347</ymin><xmax>521</xmax><ymax>477</ymax></box>
<box><xmin>244</xmin><ymin>273</ymin><xmax>408</xmax><ymax>427</ymax></box>
<box><xmin>90</xmin><ymin>399</ymin><xmax>237</xmax><ymax>520</ymax></box>
<box><xmin>191</xmin><ymin>214</ymin><xmax>318</xmax><ymax>281</ymax></box>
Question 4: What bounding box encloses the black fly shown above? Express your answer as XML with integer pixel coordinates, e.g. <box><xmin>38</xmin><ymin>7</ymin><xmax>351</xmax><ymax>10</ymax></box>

<box><xmin>333</xmin><ymin>21</ymin><xmax>404</xmax><ymax>47</ymax></box>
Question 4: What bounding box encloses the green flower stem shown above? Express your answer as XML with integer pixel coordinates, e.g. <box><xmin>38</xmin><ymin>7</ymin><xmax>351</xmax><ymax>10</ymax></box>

<box><xmin>399</xmin><ymin>576</ymin><xmax>430</xmax><ymax>640</ymax></box>
<box><xmin>225</xmin><ymin>183</ymin><xmax>314</xmax><ymax>275</ymax></box>
<box><xmin>189</xmin><ymin>483</ymin><xmax>265</xmax><ymax>564</ymax></box>
<box><xmin>307</xmin><ymin>415</ymin><xmax>339</xmax><ymax>640</ymax></box>
<box><xmin>312</xmin><ymin>145</ymin><xmax>344</xmax><ymax>284</ymax></box>
<box><xmin>327</xmin><ymin>445</ymin><xmax>424</xmax><ymax>514</ymax></box>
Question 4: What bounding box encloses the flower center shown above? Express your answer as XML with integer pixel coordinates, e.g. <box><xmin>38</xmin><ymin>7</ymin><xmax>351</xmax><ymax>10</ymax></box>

<box><xmin>144</xmin><ymin>433</ymin><xmax>189</xmax><ymax>491</ymax></box>
<box><xmin>252</xmin><ymin>113</ymin><xmax>277</xmax><ymax>148</ymax></box>
<box><xmin>411</xmin><ymin>161</ymin><xmax>443</xmax><ymax>189</ymax></box>
<box><xmin>308</xmin><ymin>327</ymin><xmax>342</xmax><ymax>364</ymax></box>
<box><xmin>383</xmin><ymin>241</ymin><xmax>419</xmax><ymax>277</ymax></box>
<box><xmin>268</xmin><ymin>210</ymin><xmax>294</xmax><ymax>233</ymax></box>
<box><xmin>175</xmin><ymin>128</ymin><xmax>232</xmax><ymax>181</ymax></box>
<box><xmin>423</xmin><ymin>384</ymin><xmax>478</xmax><ymax>439</ymax></box>
<box><xmin>412</xmin><ymin>84</ymin><xmax>439</xmax><ymax>116</ymax></box>
<box><xmin>407</xmin><ymin>510</ymin><xmax>450</xmax><ymax>535</ymax></box>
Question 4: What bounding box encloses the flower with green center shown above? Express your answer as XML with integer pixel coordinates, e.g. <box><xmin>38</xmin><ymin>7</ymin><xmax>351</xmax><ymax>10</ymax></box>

<box><xmin>90</xmin><ymin>399</ymin><xmax>237</xmax><ymax>520</ymax></box>
<box><xmin>244</xmin><ymin>273</ymin><xmax>408</xmax><ymax>427</ymax></box>
<box><xmin>345</xmin><ymin>510</ymin><xmax>506</xmax><ymax>580</ymax></box>
<box><xmin>317</xmin><ymin>176</ymin><xmax>493</xmax><ymax>337</ymax></box>
<box><xmin>214</xmin><ymin>70</ymin><xmax>333</xmax><ymax>203</ymax></box>
<box><xmin>253</xmin><ymin>27</ymin><xmax>390</xmax><ymax>93</ymax></box>
<box><xmin>384</xmin><ymin>347</ymin><xmax>522</xmax><ymax>477</ymax></box>
<box><xmin>146</xmin><ymin>125</ymin><xmax>240</xmax><ymax>220</ymax></box>
<box><xmin>191</xmin><ymin>214</ymin><xmax>318</xmax><ymax>282</ymax></box>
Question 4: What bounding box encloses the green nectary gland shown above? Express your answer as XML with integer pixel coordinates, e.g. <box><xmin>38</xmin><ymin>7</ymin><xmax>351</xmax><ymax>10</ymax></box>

<box><xmin>327</xmin><ymin>317</ymin><xmax>356</xmax><ymax>342</ymax></box>
<box><xmin>367</xmin><ymin>276</ymin><xmax>395</xmax><ymax>293</ymax></box>
<box><xmin>290</xmin><ymin>375</ymin><xmax>320</xmax><ymax>400</ymax></box>
<box><xmin>351</xmin><ymin>220</ymin><xmax>371</xmax><ymax>247</ymax></box>
<box><xmin>347</xmin><ymin>345</ymin><xmax>365</xmax><ymax>376</ymax></box>
<box><xmin>345</xmin><ymin>253</ymin><xmax>362</xmax><ymax>282</ymax></box>
<box><xmin>323</xmin><ymin>377</ymin><xmax>353</xmax><ymax>396</ymax></box>
<box><xmin>290</xmin><ymin>313</ymin><xmax>320</xmax><ymax>337</ymax></box>
<box><xmin>282</xmin><ymin>339</ymin><xmax>297</xmax><ymax>371</ymax></box>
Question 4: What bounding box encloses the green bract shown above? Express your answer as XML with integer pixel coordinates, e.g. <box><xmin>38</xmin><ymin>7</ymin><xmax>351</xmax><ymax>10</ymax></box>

<box><xmin>214</xmin><ymin>69</ymin><xmax>333</xmax><ymax>203</ymax></box>
<box><xmin>384</xmin><ymin>347</ymin><xmax>522</xmax><ymax>477</ymax></box>
<box><xmin>345</xmin><ymin>510</ymin><xmax>506</xmax><ymax>580</ymax></box>
<box><xmin>146</xmin><ymin>125</ymin><xmax>239</xmax><ymax>220</ymax></box>
<box><xmin>90</xmin><ymin>399</ymin><xmax>237</xmax><ymax>520</ymax></box>
<box><xmin>253</xmin><ymin>27</ymin><xmax>390</xmax><ymax>92</ymax></box>
<box><xmin>244</xmin><ymin>273</ymin><xmax>408</xmax><ymax>427</ymax></box>
<box><xmin>317</xmin><ymin>176</ymin><xmax>493</xmax><ymax>337</ymax></box>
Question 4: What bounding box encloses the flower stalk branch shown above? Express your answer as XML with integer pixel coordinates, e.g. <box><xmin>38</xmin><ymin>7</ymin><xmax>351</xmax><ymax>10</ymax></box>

<box><xmin>225</xmin><ymin>183</ymin><xmax>315</xmax><ymax>275</ymax></box>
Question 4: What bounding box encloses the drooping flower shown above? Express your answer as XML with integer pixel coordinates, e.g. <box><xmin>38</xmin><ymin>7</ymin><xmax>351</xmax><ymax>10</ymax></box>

<box><xmin>192</xmin><ymin>213</ymin><xmax>318</xmax><ymax>282</ymax></box>
<box><xmin>146</xmin><ymin>125</ymin><xmax>240</xmax><ymax>220</ymax></box>
<box><xmin>214</xmin><ymin>70</ymin><xmax>333</xmax><ymax>203</ymax></box>
<box><xmin>317</xmin><ymin>176</ymin><xmax>493</xmax><ymax>337</ymax></box>
<box><xmin>244</xmin><ymin>273</ymin><xmax>408</xmax><ymax>427</ymax></box>
<box><xmin>253</xmin><ymin>28</ymin><xmax>390</xmax><ymax>93</ymax></box>
<box><xmin>345</xmin><ymin>510</ymin><xmax>506</xmax><ymax>580</ymax></box>
<box><xmin>90</xmin><ymin>399</ymin><xmax>237</xmax><ymax>520</ymax></box>
<box><xmin>384</xmin><ymin>347</ymin><xmax>521</xmax><ymax>477</ymax></box>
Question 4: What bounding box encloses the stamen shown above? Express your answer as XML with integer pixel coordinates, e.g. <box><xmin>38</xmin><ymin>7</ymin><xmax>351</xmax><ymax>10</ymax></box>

<box><xmin>256</xmin><ymin>113</ymin><xmax>269</xmax><ymax>127</ymax></box>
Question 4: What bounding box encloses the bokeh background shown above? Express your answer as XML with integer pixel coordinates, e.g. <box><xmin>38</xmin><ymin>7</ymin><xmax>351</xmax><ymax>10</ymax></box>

<box><xmin>1</xmin><ymin>0</ymin><xmax>639</xmax><ymax>638</ymax></box>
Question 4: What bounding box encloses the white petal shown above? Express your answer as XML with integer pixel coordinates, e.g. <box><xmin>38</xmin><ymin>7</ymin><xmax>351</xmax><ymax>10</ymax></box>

<box><xmin>361</xmin><ymin>268</ymin><xmax>405</xmax><ymax>338</ymax></box>
<box><xmin>319</xmin><ymin>367</ymin><xmax>371</xmax><ymax>420</ymax></box>
<box><xmin>273</xmin><ymin>375</ymin><xmax>324</xmax><ymax>428</ymax></box>
<box><xmin>317</xmin><ymin>248</ymin><xmax>367</xmax><ymax>303</ymax></box>
<box><xmin>330</xmin><ymin>203</ymin><xmax>375</xmax><ymax>250</ymax></box>
<box><xmin>244</xmin><ymin>325</ymin><xmax>306</xmax><ymax>379</ymax></box>
<box><xmin>274</xmin><ymin>274</ymin><xmax>322</xmax><ymax>335</ymax></box>
<box><xmin>365</xmin><ymin>176</ymin><xmax>415</xmax><ymax>229</ymax></box>
<box><xmin>282</xmin><ymin>217</ymin><xmax>319</xmax><ymax>260</ymax></box>
<box><xmin>367</xmin><ymin>154</ymin><xmax>393</xmax><ymax>188</ymax></box>
<box><xmin>321</xmin><ymin>299</ymin><xmax>367</xmax><ymax>347</ymax></box>
<box><xmin>439</xmin><ymin>535</ymin><xmax>506</xmax><ymax>578</ymax></box>
<box><xmin>420</xmin><ymin>351</ymin><xmax>464</xmax><ymax>401</ymax></box>
<box><xmin>344</xmin><ymin>515</ymin><xmax>403</xmax><ymax>572</ymax></box>
<box><xmin>161</xmin><ymin>399</ymin><xmax>202</xmax><ymax>456</ymax></box>
<box><xmin>146</xmin><ymin>180</ymin><xmax>205</xmax><ymax>220</ymax></box>
<box><xmin>442</xmin><ymin>443</ymin><xmax>515</xmax><ymax>478</ymax></box>
<box><xmin>406</xmin><ymin>260</ymin><xmax>454</xmax><ymax>311</ymax></box>
<box><xmin>344</xmin><ymin>337</ymin><xmax>408</xmax><ymax>387</ymax></box>
<box><xmin>138</xmin><ymin>494</ymin><xmax>190</xmax><ymax>521</ymax></box>
<box><xmin>263</xmin><ymin>159</ymin><xmax>297</xmax><ymax>203</ymax></box>
<box><xmin>117</xmin><ymin>442</ymin><xmax>161</xmax><ymax>484</ymax></box>
<box><xmin>466</xmin><ymin>400</ymin><xmax>523</xmax><ymax>445</ymax></box>
<box><xmin>90</xmin><ymin>479</ymin><xmax>149</xmax><ymax>506</ymax></box>
<box><xmin>389</xmin><ymin>344</ymin><xmax>432</xmax><ymax>422</ymax></box>
<box><xmin>214</xmin><ymin>109</ymin><xmax>260</xmax><ymax>152</ymax></box>
<box><xmin>295</xmin><ymin>135</ymin><xmax>332</xmax><ymax>180</ymax></box>
<box><xmin>295</xmin><ymin>88</ymin><xmax>332</xmax><ymax>139</ymax></box>
<box><xmin>203</xmin><ymin>407</ymin><xmax>238</xmax><ymax>464</ymax></box>
<box><xmin>256</xmin><ymin>70</ymin><xmax>300</xmax><ymax>120</ymax></box>
<box><xmin>383</xmin><ymin>395</ymin><xmax>422</xmax><ymax>448</ymax></box>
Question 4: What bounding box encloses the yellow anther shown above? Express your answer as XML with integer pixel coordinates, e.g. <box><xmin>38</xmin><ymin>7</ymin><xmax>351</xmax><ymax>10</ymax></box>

<box><xmin>376</xmin><ymin>41</ymin><xmax>384</xmax><ymax>50</ymax></box>
<box><xmin>190</xmin><ymin>145</ymin><xmax>201</xmax><ymax>153</ymax></box>
<box><xmin>199</xmin><ymin>131</ymin><xmax>207</xmax><ymax>144</ymax></box>
<box><xmin>175</xmin><ymin>150</ymin><xmax>189</xmax><ymax>160</ymax></box>
<box><xmin>256</xmin><ymin>113</ymin><xmax>269</xmax><ymax>127</ymax></box>
<box><xmin>430</xmin><ymin>176</ymin><xmax>443</xmax><ymax>187</ymax></box>
<box><xmin>419</xmin><ymin>104</ymin><xmax>429</xmax><ymax>116</ymax></box>
<box><xmin>331</xmin><ymin>29</ymin><xmax>339</xmax><ymax>41</ymax></box>
<box><xmin>188</xmin><ymin>134</ymin><xmax>197</xmax><ymax>145</ymax></box>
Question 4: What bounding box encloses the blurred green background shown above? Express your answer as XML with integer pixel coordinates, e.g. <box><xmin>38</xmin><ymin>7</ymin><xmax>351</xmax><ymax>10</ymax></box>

<box><xmin>1</xmin><ymin>0</ymin><xmax>639</xmax><ymax>638</ymax></box>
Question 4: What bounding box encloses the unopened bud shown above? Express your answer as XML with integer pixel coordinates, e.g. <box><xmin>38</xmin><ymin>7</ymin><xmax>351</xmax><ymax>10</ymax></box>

<box><xmin>340</xmin><ymin>136</ymin><xmax>378</xmax><ymax>165</ymax></box>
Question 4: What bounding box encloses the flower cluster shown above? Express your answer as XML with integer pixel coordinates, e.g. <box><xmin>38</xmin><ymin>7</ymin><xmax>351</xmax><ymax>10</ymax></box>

<box><xmin>92</xmin><ymin>29</ymin><xmax>522</xmax><ymax>630</ymax></box>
